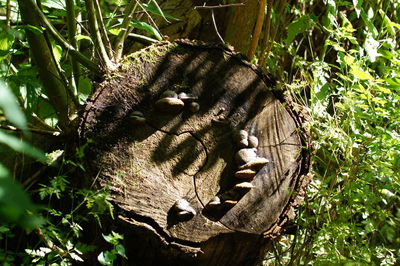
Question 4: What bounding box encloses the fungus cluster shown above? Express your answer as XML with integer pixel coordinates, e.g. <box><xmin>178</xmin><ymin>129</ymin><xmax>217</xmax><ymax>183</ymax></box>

<box><xmin>206</xmin><ymin>130</ymin><xmax>269</xmax><ymax>210</ymax></box>
<box><xmin>155</xmin><ymin>90</ymin><xmax>199</xmax><ymax>113</ymax></box>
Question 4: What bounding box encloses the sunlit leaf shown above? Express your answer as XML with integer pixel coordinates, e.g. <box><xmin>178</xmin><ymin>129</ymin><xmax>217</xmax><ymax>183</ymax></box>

<box><xmin>0</xmin><ymin>80</ymin><xmax>26</xmax><ymax>129</ymax></box>
<box><xmin>0</xmin><ymin>31</ymin><xmax>14</xmax><ymax>52</ymax></box>
<box><xmin>130</xmin><ymin>20</ymin><xmax>162</xmax><ymax>41</ymax></box>
<box><xmin>352</xmin><ymin>0</ymin><xmax>362</xmax><ymax>18</ymax></box>
<box><xmin>350</xmin><ymin>67</ymin><xmax>374</xmax><ymax>80</ymax></box>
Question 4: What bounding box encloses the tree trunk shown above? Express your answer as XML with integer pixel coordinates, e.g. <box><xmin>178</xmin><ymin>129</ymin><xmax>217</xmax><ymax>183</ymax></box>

<box><xmin>79</xmin><ymin>40</ymin><xmax>310</xmax><ymax>265</ymax></box>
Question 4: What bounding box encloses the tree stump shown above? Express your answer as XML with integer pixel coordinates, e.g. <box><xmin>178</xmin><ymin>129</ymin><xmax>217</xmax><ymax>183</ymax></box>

<box><xmin>79</xmin><ymin>40</ymin><xmax>310</xmax><ymax>265</ymax></box>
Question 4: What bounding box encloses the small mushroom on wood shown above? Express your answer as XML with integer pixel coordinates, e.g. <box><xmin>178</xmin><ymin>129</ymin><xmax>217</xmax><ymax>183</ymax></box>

<box><xmin>223</xmin><ymin>200</ymin><xmax>238</xmax><ymax>207</ymax></box>
<box><xmin>207</xmin><ymin>196</ymin><xmax>221</xmax><ymax>206</ymax></box>
<box><xmin>239</xmin><ymin>157</ymin><xmax>269</xmax><ymax>170</ymax></box>
<box><xmin>234</xmin><ymin>168</ymin><xmax>257</xmax><ymax>179</ymax></box>
<box><xmin>161</xmin><ymin>90</ymin><xmax>178</xmax><ymax>98</ymax></box>
<box><xmin>234</xmin><ymin>182</ymin><xmax>255</xmax><ymax>190</ymax></box>
<box><xmin>173</xmin><ymin>199</ymin><xmax>196</xmax><ymax>219</ymax></box>
<box><xmin>235</xmin><ymin>148</ymin><xmax>257</xmax><ymax>165</ymax></box>
<box><xmin>155</xmin><ymin>97</ymin><xmax>185</xmax><ymax>113</ymax></box>
<box><xmin>248</xmin><ymin>135</ymin><xmax>259</xmax><ymax>148</ymax></box>
<box><xmin>189</xmin><ymin>102</ymin><xmax>200</xmax><ymax>113</ymax></box>
<box><xmin>129</xmin><ymin>111</ymin><xmax>146</xmax><ymax>124</ymax></box>
<box><xmin>178</xmin><ymin>92</ymin><xmax>197</xmax><ymax>102</ymax></box>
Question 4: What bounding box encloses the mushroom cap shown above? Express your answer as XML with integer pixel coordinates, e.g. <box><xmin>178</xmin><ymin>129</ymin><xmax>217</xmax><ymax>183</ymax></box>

<box><xmin>155</xmin><ymin>97</ymin><xmax>185</xmax><ymax>113</ymax></box>
<box><xmin>208</xmin><ymin>196</ymin><xmax>221</xmax><ymax>206</ymax></box>
<box><xmin>130</xmin><ymin>111</ymin><xmax>144</xmax><ymax>117</ymax></box>
<box><xmin>223</xmin><ymin>200</ymin><xmax>238</xmax><ymax>206</ymax></box>
<box><xmin>234</xmin><ymin>168</ymin><xmax>257</xmax><ymax>179</ymax></box>
<box><xmin>189</xmin><ymin>102</ymin><xmax>200</xmax><ymax>112</ymax></box>
<box><xmin>239</xmin><ymin>157</ymin><xmax>269</xmax><ymax>170</ymax></box>
<box><xmin>161</xmin><ymin>90</ymin><xmax>178</xmax><ymax>98</ymax></box>
<box><xmin>248</xmin><ymin>135</ymin><xmax>259</xmax><ymax>148</ymax></box>
<box><xmin>238</xmin><ymin>130</ymin><xmax>248</xmax><ymax>140</ymax></box>
<box><xmin>178</xmin><ymin>92</ymin><xmax>197</xmax><ymax>102</ymax></box>
<box><xmin>234</xmin><ymin>182</ymin><xmax>255</xmax><ymax>190</ymax></box>
<box><xmin>130</xmin><ymin>116</ymin><xmax>146</xmax><ymax>125</ymax></box>
<box><xmin>238</xmin><ymin>138</ymin><xmax>249</xmax><ymax>148</ymax></box>
<box><xmin>235</xmin><ymin>148</ymin><xmax>257</xmax><ymax>165</ymax></box>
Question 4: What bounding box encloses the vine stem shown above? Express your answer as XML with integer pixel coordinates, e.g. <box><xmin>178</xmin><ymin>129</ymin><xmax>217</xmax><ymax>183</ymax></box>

<box><xmin>114</xmin><ymin>0</ymin><xmax>139</xmax><ymax>62</ymax></box>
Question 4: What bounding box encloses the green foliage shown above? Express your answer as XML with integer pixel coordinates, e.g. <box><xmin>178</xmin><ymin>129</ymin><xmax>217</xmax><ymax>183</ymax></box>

<box><xmin>98</xmin><ymin>231</ymin><xmax>127</xmax><ymax>265</ymax></box>
<box><xmin>263</xmin><ymin>0</ymin><xmax>400</xmax><ymax>265</ymax></box>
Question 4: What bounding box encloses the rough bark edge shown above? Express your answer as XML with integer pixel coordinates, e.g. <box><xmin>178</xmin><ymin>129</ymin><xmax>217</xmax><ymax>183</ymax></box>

<box><xmin>262</xmin><ymin>93</ymin><xmax>312</xmax><ymax>238</ymax></box>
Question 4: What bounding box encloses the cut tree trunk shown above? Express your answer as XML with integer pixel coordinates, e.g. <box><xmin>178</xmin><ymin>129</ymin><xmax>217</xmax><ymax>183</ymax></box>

<box><xmin>79</xmin><ymin>40</ymin><xmax>310</xmax><ymax>265</ymax></box>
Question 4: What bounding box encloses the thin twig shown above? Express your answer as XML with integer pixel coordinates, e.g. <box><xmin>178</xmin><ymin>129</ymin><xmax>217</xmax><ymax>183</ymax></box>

<box><xmin>211</xmin><ymin>9</ymin><xmax>225</xmax><ymax>44</ymax></box>
<box><xmin>0</xmin><ymin>124</ymin><xmax>60</xmax><ymax>136</ymax></box>
<box><xmin>259</xmin><ymin>0</ymin><xmax>273</xmax><ymax>67</ymax></box>
<box><xmin>265</xmin><ymin>0</ymin><xmax>287</xmax><ymax>61</ymax></box>
<box><xmin>94</xmin><ymin>0</ymin><xmax>114</xmax><ymax>61</ymax></box>
<box><xmin>194</xmin><ymin>3</ymin><xmax>245</xmax><ymax>9</ymax></box>
<box><xmin>247</xmin><ymin>0</ymin><xmax>266</xmax><ymax>60</ymax></box>
<box><xmin>85</xmin><ymin>0</ymin><xmax>115</xmax><ymax>71</ymax></box>
<box><xmin>66</xmin><ymin>0</ymin><xmax>81</xmax><ymax>91</ymax></box>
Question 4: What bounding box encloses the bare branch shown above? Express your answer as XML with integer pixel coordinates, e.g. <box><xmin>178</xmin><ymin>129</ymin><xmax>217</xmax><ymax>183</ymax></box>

<box><xmin>211</xmin><ymin>10</ymin><xmax>225</xmax><ymax>44</ymax></box>
<box><xmin>194</xmin><ymin>3</ymin><xmax>245</xmax><ymax>9</ymax></box>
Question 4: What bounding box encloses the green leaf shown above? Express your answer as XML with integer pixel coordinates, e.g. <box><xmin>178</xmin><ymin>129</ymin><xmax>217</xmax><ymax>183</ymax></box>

<box><xmin>0</xmin><ymin>80</ymin><xmax>26</xmax><ymax>129</ymax></box>
<box><xmin>0</xmin><ymin>31</ymin><xmax>14</xmax><ymax>52</ymax></box>
<box><xmin>0</xmin><ymin>164</ymin><xmax>42</xmax><ymax>229</ymax></box>
<box><xmin>286</xmin><ymin>15</ymin><xmax>312</xmax><ymax>46</ymax></box>
<box><xmin>360</xmin><ymin>8</ymin><xmax>378</xmax><ymax>37</ymax></box>
<box><xmin>130</xmin><ymin>20</ymin><xmax>162</xmax><ymax>41</ymax></box>
<box><xmin>102</xmin><ymin>233</ymin><xmax>114</xmax><ymax>244</ymax></box>
<box><xmin>350</xmin><ymin>67</ymin><xmax>374</xmax><ymax>80</ymax></box>
<box><xmin>142</xmin><ymin>3</ymin><xmax>180</xmax><ymax>21</ymax></box>
<box><xmin>115</xmin><ymin>244</ymin><xmax>126</xmax><ymax>258</ymax></box>
<box><xmin>75</xmin><ymin>35</ymin><xmax>93</xmax><ymax>44</ymax></box>
<box><xmin>0</xmin><ymin>131</ymin><xmax>47</xmax><ymax>162</ymax></box>
<box><xmin>98</xmin><ymin>251</ymin><xmax>116</xmax><ymax>265</ymax></box>
<box><xmin>352</xmin><ymin>0</ymin><xmax>362</xmax><ymax>18</ymax></box>
<box><xmin>379</xmin><ymin>10</ymin><xmax>395</xmax><ymax>36</ymax></box>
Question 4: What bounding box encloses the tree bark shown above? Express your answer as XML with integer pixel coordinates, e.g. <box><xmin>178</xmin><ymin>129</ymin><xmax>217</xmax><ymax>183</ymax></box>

<box><xmin>79</xmin><ymin>40</ymin><xmax>310</xmax><ymax>265</ymax></box>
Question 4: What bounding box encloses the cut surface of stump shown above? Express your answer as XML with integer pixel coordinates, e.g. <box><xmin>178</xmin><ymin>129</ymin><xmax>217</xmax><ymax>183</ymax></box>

<box><xmin>80</xmin><ymin>40</ymin><xmax>309</xmax><ymax>265</ymax></box>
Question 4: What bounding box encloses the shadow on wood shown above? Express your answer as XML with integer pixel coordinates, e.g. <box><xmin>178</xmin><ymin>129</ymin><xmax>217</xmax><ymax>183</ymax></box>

<box><xmin>79</xmin><ymin>40</ymin><xmax>310</xmax><ymax>265</ymax></box>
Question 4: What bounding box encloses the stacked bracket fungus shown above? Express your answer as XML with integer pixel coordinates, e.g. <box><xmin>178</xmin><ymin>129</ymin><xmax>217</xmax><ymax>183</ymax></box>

<box><xmin>79</xmin><ymin>40</ymin><xmax>310</xmax><ymax>265</ymax></box>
